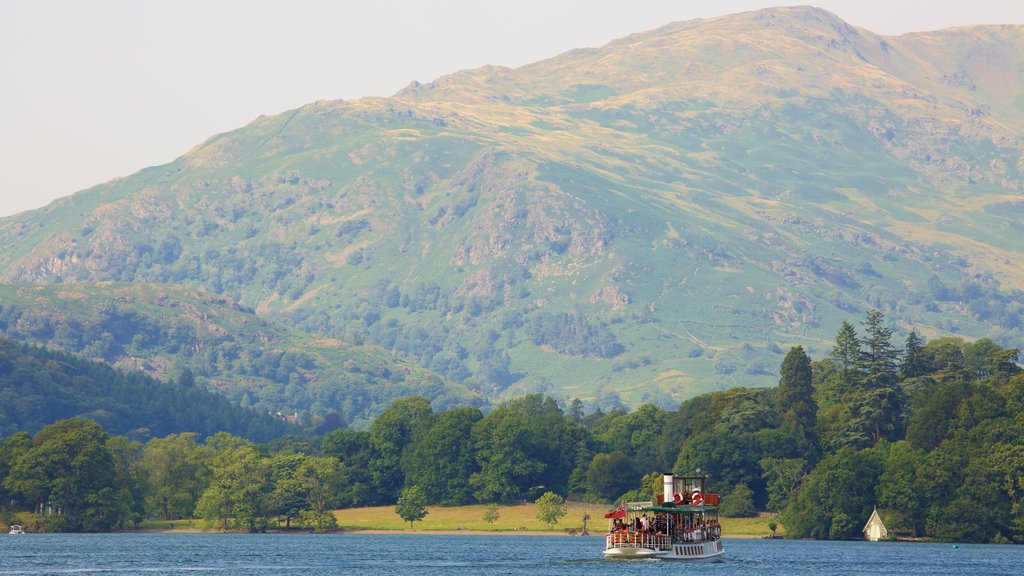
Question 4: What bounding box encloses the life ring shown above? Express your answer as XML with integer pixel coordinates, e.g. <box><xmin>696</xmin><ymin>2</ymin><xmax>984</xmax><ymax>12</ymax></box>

<box><xmin>691</xmin><ymin>489</ymin><xmax>704</xmax><ymax>506</ymax></box>
<box><xmin>673</xmin><ymin>492</ymin><xmax>683</xmax><ymax>504</ymax></box>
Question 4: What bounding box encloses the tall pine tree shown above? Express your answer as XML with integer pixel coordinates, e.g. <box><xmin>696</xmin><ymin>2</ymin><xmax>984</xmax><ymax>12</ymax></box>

<box><xmin>831</xmin><ymin>321</ymin><xmax>862</xmax><ymax>385</ymax></box>
<box><xmin>901</xmin><ymin>330</ymin><xmax>928</xmax><ymax>378</ymax></box>
<box><xmin>861</xmin><ymin>310</ymin><xmax>898</xmax><ymax>387</ymax></box>
<box><xmin>778</xmin><ymin>346</ymin><xmax>817</xmax><ymax>436</ymax></box>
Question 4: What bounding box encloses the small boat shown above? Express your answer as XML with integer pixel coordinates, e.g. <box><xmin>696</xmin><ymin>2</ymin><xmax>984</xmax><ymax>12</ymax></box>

<box><xmin>8</xmin><ymin>524</ymin><xmax>24</xmax><ymax>535</ymax></box>
<box><xmin>603</xmin><ymin>473</ymin><xmax>724</xmax><ymax>561</ymax></box>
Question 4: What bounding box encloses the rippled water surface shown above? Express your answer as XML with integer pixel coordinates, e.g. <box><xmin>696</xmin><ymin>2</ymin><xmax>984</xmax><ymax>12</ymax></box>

<box><xmin>1</xmin><ymin>533</ymin><xmax>1019</xmax><ymax>575</ymax></box>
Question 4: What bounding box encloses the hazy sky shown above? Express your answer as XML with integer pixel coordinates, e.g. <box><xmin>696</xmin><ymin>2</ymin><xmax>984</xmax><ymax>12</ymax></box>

<box><xmin>2</xmin><ymin>0</ymin><xmax>1023</xmax><ymax>218</ymax></box>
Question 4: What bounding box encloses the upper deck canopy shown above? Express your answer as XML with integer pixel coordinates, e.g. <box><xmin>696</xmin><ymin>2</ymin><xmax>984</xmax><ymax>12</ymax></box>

<box><xmin>628</xmin><ymin>503</ymin><xmax>717</xmax><ymax>514</ymax></box>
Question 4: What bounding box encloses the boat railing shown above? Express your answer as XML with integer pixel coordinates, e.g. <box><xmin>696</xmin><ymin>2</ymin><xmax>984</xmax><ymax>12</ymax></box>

<box><xmin>674</xmin><ymin>523</ymin><xmax>721</xmax><ymax>542</ymax></box>
<box><xmin>605</xmin><ymin>531</ymin><xmax>672</xmax><ymax>551</ymax></box>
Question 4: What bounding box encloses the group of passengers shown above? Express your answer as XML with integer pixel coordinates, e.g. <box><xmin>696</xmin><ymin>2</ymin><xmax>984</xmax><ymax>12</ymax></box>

<box><xmin>609</xmin><ymin>514</ymin><xmax>721</xmax><ymax>540</ymax></box>
<box><xmin>610</xmin><ymin>514</ymin><xmax>667</xmax><ymax>534</ymax></box>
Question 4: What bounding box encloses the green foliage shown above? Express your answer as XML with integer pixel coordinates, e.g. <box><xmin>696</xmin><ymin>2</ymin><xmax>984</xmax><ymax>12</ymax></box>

<box><xmin>320</xmin><ymin>429</ymin><xmax>374</xmax><ymax>507</ymax></box>
<box><xmin>877</xmin><ymin>442</ymin><xmax>926</xmax><ymax>536</ymax></box>
<box><xmin>831</xmin><ymin>322</ymin><xmax>862</xmax><ymax>386</ymax></box>
<box><xmin>0</xmin><ymin>336</ymin><xmax>292</xmax><ymax>441</ymax></box>
<box><xmin>778</xmin><ymin>346</ymin><xmax>816</xmax><ymax>438</ymax></box>
<box><xmin>527</xmin><ymin>312</ymin><xmax>624</xmax><ymax>358</ymax></box>
<box><xmin>142</xmin><ymin>433</ymin><xmax>210</xmax><ymax>520</ymax></box>
<box><xmin>594</xmin><ymin>404</ymin><xmax>669</xmax><ymax>472</ymax></box>
<box><xmin>295</xmin><ymin>456</ymin><xmax>343</xmax><ymax>532</ymax></box>
<box><xmin>483</xmin><ymin>503</ymin><xmax>500</xmax><ymax>524</ymax></box>
<box><xmin>3</xmin><ymin>419</ymin><xmax>119</xmax><ymax>531</ymax></box>
<box><xmin>720</xmin><ymin>483</ymin><xmax>757</xmax><ymax>517</ymax></box>
<box><xmin>369</xmin><ymin>396</ymin><xmax>434</xmax><ymax>502</ymax></box>
<box><xmin>469</xmin><ymin>395</ymin><xmax>583</xmax><ymax>502</ymax></box>
<box><xmin>901</xmin><ymin>331</ymin><xmax>928</xmax><ymax>379</ymax></box>
<box><xmin>404</xmin><ymin>407</ymin><xmax>482</xmax><ymax>505</ymax></box>
<box><xmin>0</xmin><ymin>285</ymin><xmax>475</xmax><ymax>428</ymax></box>
<box><xmin>906</xmin><ymin>380</ymin><xmax>977</xmax><ymax>450</ymax></box>
<box><xmin>675</xmin><ymin>430</ymin><xmax>761</xmax><ymax>496</ymax></box>
<box><xmin>267</xmin><ymin>452</ymin><xmax>308</xmax><ymax>529</ymax></box>
<box><xmin>194</xmin><ymin>436</ymin><xmax>270</xmax><ymax>532</ymax></box>
<box><xmin>585</xmin><ymin>452</ymin><xmax>638</xmax><ymax>501</ymax></box>
<box><xmin>106</xmin><ymin>435</ymin><xmax>147</xmax><ymax>528</ymax></box>
<box><xmin>760</xmin><ymin>457</ymin><xmax>806</xmax><ymax>514</ymax></box>
<box><xmin>0</xmin><ymin>311</ymin><xmax>1020</xmax><ymax>542</ymax></box>
<box><xmin>861</xmin><ymin>310</ymin><xmax>899</xmax><ymax>387</ymax></box>
<box><xmin>534</xmin><ymin>491</ymin><xmax>567</xmax><ymax>527</ymax></box>
<box><xmin>395</xmin><ymin>486</ymin><xmax>428</xmax><ymax>529</ymax></box>
<box><xmin>783</xmin><ymin>447</ymin><xmax>884</xmax><ymax>539</ymax></box>
<box><xmin>299</xmin><ymin>507</ymin><xmax>338</xmax><ymax>532</ymax></box>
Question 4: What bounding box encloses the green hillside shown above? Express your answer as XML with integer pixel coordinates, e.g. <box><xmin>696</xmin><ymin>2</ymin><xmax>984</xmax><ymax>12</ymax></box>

<box><xmin>0</xmin><ymin>336</ymin><xmax>292</xmax><ymax>440</ymax></box>
<box><xmin>0</xmin><ymin>284</ymin><xmax>478</xmax><ymax>427</ymax></box>
<box><xmin>1</xmin><ymin>7</ymin><xmax>1022</xmax><ymax>410</ymax></box>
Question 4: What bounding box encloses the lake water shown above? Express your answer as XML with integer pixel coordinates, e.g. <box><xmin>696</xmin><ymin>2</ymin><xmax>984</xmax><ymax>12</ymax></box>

<box><xmin>0</xmin><ymin>533</ymin><xmax>1019</xmax><ymax>575</ymax></box>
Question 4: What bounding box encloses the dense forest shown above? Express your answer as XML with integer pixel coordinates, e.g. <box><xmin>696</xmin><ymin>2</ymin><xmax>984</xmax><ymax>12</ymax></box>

<box><xmin>0</xmin><ymin>337</ymin><xmax>292</xmax><ymax>441</ymax></box>
<box><xmin>0</xmin><ymin>285</ymin><xmax>476</xmax><ymax>427</ymax></box>
<box><xmin>1</xmin><ymin>311</ymin><xmax>1022</xmax><ymax>542</ymax></box>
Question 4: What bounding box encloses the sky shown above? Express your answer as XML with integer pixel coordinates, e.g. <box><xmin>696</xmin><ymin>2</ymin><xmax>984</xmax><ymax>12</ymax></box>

<box><xmin>2</xmin><ymin>0</ymin><xmax>1023</xmax><ymax>218</ymax></box>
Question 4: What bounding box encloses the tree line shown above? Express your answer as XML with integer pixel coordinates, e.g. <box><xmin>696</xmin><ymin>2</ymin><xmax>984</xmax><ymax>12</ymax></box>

<box><xmin>0</xmin><ymin>336</ymin><xmax>291</xmax><ymax>441</ymax></box>
<box><xmin>1</xmin><ymin>310</ymin><xmax>1021</xmax><ymax>541</ymax></box>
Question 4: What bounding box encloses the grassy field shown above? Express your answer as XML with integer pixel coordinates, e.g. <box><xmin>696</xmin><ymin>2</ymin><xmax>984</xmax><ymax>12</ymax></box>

<box><xmin>5</xmin><ymin>505</ymin><xmax>780</xmax><ymax>537</ymax></box>
<box><xmin>334</xmin><ymin>502</ymin><xmax>604</xmax><ymax>533</ymax></box>
<box><xmin>135</xmin><ymin>518</ymin><xmax>202</xmax><ymax>530</ymax></box>
<box><xmin>332</xmin><ymin>503</ymin><xmax>781</xmax><ymax>537</ymax></box>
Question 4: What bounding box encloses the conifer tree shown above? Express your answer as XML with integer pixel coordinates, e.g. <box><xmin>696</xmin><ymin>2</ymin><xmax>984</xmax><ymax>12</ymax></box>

<box><xmin>901</xmin><ymin>330</ymin><xmax>928</xmax><ymax>378</ymax></box>
<box><xmin>778</xmin><ymin>346</ymin><xmax>816</xmax><ymax>436</ymax></box>
<box><xmin>831</xmin><ymin>321</ymin><xmax>862</xmax><ymax>384</ymax></box>
<box><xmin>861</xmin><ymin>310</ymin><xmax>898</xmax><ymax>387</ymax></box>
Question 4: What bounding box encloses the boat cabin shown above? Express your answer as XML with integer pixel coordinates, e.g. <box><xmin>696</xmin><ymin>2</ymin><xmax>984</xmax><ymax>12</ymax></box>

<box><xmin>603</xmin><ymin>474</ymin><xmax>724</xmax><ymax>560</ymax></box>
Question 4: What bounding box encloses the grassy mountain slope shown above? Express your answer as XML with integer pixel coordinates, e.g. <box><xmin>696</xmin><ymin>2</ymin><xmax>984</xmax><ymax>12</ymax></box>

<box><xmin>0</xmin><ymin>284</ymin><xmax>478</xmax><ymax>427</ymax></box>
<box><xmin>1</xmin><ymin>7</ymin><xmax>1022</xmax><ymax>408</ymax></box>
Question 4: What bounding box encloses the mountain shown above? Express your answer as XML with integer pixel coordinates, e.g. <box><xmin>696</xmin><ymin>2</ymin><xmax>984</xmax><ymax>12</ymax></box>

<box><xmin>1</xmin><ymin>6</ymin><xmax>1022</xmax><ymax>410</ymax></box>
<box><xmin>0</xmin><ymin>284</ymin><xmax>479</xmax><ymax>427</ymax></box>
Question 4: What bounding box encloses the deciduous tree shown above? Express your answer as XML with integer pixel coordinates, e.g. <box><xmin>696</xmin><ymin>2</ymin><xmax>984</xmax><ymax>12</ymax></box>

<box><xmin>535</xmin><ymin>491</ymin><xmax>567</xmax><ymax>527</ymax></box>
<box><xmin>142</xmin><ymin>433</ymin><xmax>210</xmax><ymax>520</ymax></box>
<box><xmin>483</xmin><ymin>503</ymin><xmax>500</xmax><ymax>524</ymax></box>
<box><xmin>4</xmin><ymin>419</ymin><xmax>119</xmax><ymax>531</ymax></box>
<box><xmin>395</xmin><ymin>485</ymin><xmax>428</xmax><ymax>529</ymax></box>
<box><xmin>585</xmin><ymin>452</ymin><xmax>638</xmax><ymax>501</ymax></box>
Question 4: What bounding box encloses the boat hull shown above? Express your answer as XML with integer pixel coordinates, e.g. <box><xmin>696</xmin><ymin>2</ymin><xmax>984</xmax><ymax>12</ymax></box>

<box><xmin>603</xmin><ymin>539</ymin><xmax>724</xmax><ymax>561</ymax></box>
<box><xmin>603</xmin><ymin>546</ymin><xmax>666</xmax><ymax>558</ymax></box>
<box><xmin>662</xmin><ymin>539</ymin><xmax>724</xmax><ymax>560</ymax></box>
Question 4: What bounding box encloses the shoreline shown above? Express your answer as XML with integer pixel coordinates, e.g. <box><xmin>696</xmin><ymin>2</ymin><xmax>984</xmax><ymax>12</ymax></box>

<box><xmin>121</xmin><ymin>526</ymin><xmax>768</xmax><ymax>538</ymax></box>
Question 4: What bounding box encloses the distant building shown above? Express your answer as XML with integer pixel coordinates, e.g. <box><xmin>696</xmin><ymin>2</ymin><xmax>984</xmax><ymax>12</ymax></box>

<box><xmin>273</xmin><ymin>410</ymin><xmax>299</xmax><ymax>424</ymax></box>
<box><xmin>863</xmin><ymin>507</ymin><xmax>888</xmax><ymax>541</ymax></box>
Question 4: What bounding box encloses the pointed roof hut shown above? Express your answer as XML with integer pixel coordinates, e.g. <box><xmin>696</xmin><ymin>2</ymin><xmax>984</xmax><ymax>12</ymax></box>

<box><xmin>863</xmin><ymin>507</ymin><xmax>887</xmax><ymax>541</ymax></box>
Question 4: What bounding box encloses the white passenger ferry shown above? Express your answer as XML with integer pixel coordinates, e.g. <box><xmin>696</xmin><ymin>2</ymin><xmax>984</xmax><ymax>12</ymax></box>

<box><xmin>603</xmin><ymin>473</ymin><xmax>724</xmax><ymax>561</ymax></box>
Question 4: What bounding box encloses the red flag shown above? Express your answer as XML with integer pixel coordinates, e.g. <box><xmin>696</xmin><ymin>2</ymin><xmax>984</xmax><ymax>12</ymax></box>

<box><xmin>604</xmin><ymin>504</ymin><xmax>626</xmax><ymax>519</ymax></box>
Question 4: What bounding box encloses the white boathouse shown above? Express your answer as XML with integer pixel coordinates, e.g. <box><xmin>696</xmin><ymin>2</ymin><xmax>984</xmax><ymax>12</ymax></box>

<box><xmin>863</xmin><ymin>507</ymin><xmax>887</xmax><ymax>541</ymax></box>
